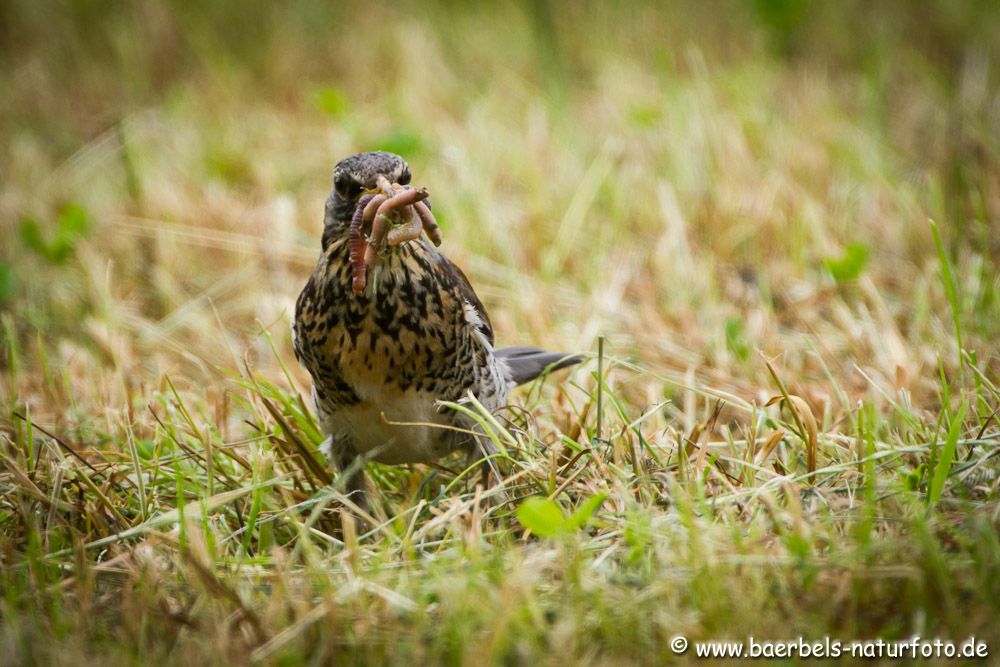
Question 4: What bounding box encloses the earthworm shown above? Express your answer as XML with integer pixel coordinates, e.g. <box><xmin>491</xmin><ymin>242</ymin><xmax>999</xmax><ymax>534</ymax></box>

<box><xmin>413</xmin><ymin>201</ymin><xmax>442</xmax><ymax>246</ymax></box>
<box><xmin>387</xmin><ymin>203</ymin><xmax>423</xmax><ymax>246</ymax></box>
<box><xmin>360</xmin><ymin>192</ymin><xmax>388</xmax><ymax>228</ymax></box>
<box><xmin>349</xmin><ymin>194</ymin><xmax>384</xmax><ymax>294</ymax></box>
<box><xmin>348</xmin><ymin>178</ymin><xmax>444</xmax><ymax>294</ymax></box>
<box><xmin>373</xmin><ymin>179</ymin><xmax>441</xmax><ymax>246</ymax></box>
<box><xmin>348</xmin><ymin>193</ymin><xmax>382</xmax><ymax>295</ymax></box>
<box><xmin>363</xmin><ymin>186</ymin><xmax>430</xmax><ymax>267</ymax></box>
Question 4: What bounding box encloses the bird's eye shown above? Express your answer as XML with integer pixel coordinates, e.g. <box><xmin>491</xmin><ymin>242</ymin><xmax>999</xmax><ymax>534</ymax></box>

<box><xmin>335</xmin><ymin>173</ymin><xmax>361</xmax><ymax>199</ymax></box>
<box><xmin>397</xmin><ymin>170</ymin><xmax>411</xmax><ymax>186</ymax></box>
<box><xmin>334</xmin><ymin>173</ymin><xmax>349</xmax><ymax>193</ymax></box>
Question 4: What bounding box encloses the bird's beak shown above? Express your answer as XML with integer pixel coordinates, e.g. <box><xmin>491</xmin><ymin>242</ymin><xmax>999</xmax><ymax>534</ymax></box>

<box><xmin>375</xmin><ymin>174</ymin><xmax>396</xmax><ymax>197</ymax></box>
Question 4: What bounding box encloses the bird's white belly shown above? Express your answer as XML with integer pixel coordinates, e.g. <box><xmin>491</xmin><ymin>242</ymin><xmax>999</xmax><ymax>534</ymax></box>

<box><xmin>322</xmin><ymin>388</ymin><xmax>456</xmax><ymax>464</ymax></box>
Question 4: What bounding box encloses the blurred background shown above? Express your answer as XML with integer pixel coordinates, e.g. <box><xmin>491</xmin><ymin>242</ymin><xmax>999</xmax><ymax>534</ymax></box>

<box><xmin>3</xmin><ymin>3</ymin><xmax>1000</xmax><ymax>661</ymax></box>
<box><xmin>1</xmin><ymin>0</ymin><xmax>998</xmax><ymax>420</ymax></box>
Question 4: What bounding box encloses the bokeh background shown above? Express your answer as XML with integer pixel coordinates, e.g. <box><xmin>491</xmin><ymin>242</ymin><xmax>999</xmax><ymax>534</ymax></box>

<box><xmin>3</xmin><ymin>1</ymin><xmax>998</xmax><ymax>404</ymax></box>
<box><xmin>2</xmin><ymin>1</ymin><xmax>1000</xmax><ymax>663</ymax></box>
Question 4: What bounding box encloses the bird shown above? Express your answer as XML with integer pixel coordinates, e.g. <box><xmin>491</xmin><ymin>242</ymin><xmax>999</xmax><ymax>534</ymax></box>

<box><xmin>293</xmin><ymin>151</ymin><xmax>581</xmax><ymax>506</ymax></box>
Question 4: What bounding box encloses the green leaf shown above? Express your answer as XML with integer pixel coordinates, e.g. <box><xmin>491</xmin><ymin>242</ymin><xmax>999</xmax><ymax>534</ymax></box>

<box><xmin>56</xmin><ymin>203</ymin><xmax>91</xmax><ymax>237</ymax></box>
<box><xmin>0</xmin><ymin>262</ymin><xmax>15</xmax><ymax>301</ymax></box>
<box><xmin>929</xmin><ymin>219</ymin><xmax>963</xmax><ymax>368</ymax></box>
<box><xmin>624</xmin><ymin>512</ymin><xmax>651</xmax><ymax>564</ymax></box>
<box><xmin>517</xmin><ymin>493</ymin><xmax>607</xmax><ymax>537</ymax></box>
<box><xmin>725</xmin><ymin>317</ymin><xmax>750</xmax><ymax>362</ymax></box>
<box><xmin>19</xmin><ymin>218</ymin><xmax>48</xmax><ymax>256</ymax></box>
<box><xmin>902</xmin><ymin>462</ymin><xmax>925</xmax><ymax>492</ymax></box>
<box><xmin>824</xmin><ymin>242</ymin><xmax>869</xmax><ymax>282</ymax></box>
<box><xmin>18</xmin><ymin>205</ymin><xmax>92</xmax><ymax>264</ymax></box>
<box><xmin>752</xmin><ymin>0</ymin><xmax>808</xmax><ymax>34</ymax></box>
<box><xmin>206</xmin><ymin>148</ymin><xmax>254</xmax><ymax>188</ymax></box>
<box><xmin>928</xmin><ymin>400</ymin><xmax>968</xmax><ymax>505</ymax></box>
<box><xmin>373</xmin><ymin>129</ymin><xmax>425</xmax><ymax>158</ymax></box>
<box><xmin>310</xmin><ymin>85</ymin><xmax>349</xmax><ymax>118</ymax></box>
<box><xmin>783</xmin><ymin>531</ymin><xmax>812</xmax><ymax>561</ymax></box>
<box><xmin>565</xmin><ymin>492</ymin><xmax>607</xmax><ymax>531</ymax></box>
<box><xmin>628</xmin><ymin>104</ymin><xmax>661</xmax><ymax>128</ymax></box>
<box><xmin>134</xmin><ymin>438</ymin><xmax>156</xmax><ymax>460</ymax></box>
<box><xmin>516</xmin><ymin>496</ymin><xmax>566</xmax><ymax>537</ymax></box>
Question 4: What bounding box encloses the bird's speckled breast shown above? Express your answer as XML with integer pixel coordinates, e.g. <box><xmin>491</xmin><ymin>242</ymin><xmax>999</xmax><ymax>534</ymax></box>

<box><xmin>293</xmin><ymin>236</ymin><xmax>506</xmax><ymax>462</ymax></box>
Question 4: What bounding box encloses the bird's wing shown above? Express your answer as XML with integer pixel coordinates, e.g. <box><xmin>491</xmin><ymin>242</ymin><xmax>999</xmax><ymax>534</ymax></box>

<box><xmin>495</xmin><ymin>347</ymin><xmax>584</xmax><ymax>385</ymax></box>
<box><xmin>441</xmin><ymin>256</ymin><xmax>495</xmax><ymax>346</ymax></box>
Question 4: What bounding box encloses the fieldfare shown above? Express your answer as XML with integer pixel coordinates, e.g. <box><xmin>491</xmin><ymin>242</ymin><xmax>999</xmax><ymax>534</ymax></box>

<box><xmin>293</xmin><ymin>151</ymin><xmax>581</xmax><ymax>504</ymax></box>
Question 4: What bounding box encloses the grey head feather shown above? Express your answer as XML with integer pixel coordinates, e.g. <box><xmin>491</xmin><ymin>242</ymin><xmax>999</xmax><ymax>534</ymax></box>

<box><xmin>322</xmin><ymin>151</ymin><xmax>411</xmax><ymax>249</ymax></box>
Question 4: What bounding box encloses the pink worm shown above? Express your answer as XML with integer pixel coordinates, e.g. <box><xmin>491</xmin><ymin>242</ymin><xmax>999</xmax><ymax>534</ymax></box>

<box><xmin>363</xmin><ymin>186</ymin><xmax>430</xmax><ymax>268</ymax></box>
<box><xmin>348</xmin><ymin>193</ymin><xmax>382</xmax><ymax>295</ymax></box>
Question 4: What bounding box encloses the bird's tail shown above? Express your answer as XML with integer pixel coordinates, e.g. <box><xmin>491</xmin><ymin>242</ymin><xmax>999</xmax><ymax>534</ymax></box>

<box><xmin>495</xmin><ymin>346</ymin><xmax>585</xmax><ymax>386</ymax></box>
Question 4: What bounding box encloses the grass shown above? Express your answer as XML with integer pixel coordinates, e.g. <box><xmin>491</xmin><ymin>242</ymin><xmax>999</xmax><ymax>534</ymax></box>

<box><xmin>2</xmin><ymin>1</ymin><xmax>1000</xmax><ymax>664</ymax></box>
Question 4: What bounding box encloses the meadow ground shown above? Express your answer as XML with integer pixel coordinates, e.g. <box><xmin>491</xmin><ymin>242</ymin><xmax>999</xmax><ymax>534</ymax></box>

<box><xmin>2</xmin><ymin>2</ymin><xmax>1000</xmax><ymax>664</ymax></box>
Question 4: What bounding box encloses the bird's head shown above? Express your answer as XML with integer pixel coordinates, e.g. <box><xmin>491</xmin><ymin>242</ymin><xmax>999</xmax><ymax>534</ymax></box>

<box><xmin>322</xmin><ymin>151</ymin><xmax>412</xmax><ymax>249</ymax></box>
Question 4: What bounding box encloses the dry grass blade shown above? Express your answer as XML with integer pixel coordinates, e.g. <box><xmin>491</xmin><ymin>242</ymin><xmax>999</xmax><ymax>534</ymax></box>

<box><xmin>764</xmin><ymin>395</ymin><xmax>818</xmax><ymax>476</ymax></box>
<box><xmin>0</xmin><ymin>454</ymin><xmax>76</xmax><ymax>512</ymax></box>
<box><xmin>762</xmin><ymin>354</ymin><xmax>819</xmax><ymax>477</ymax></box>
<box><xmin>13</xmin><ymin>413</ymin><xmax>122</xmax><ymax>485</ymax></box>
<box><xmin>249</xmin><ymin>602</ymin><xmax>330</xmax><ymax>664</ymax></box>
<box><xmin>177</xmin><ymin>542</ymin><xmax>268</xmax><ymax>644</ymax></box>
<box><xmin>50</xmin><ymin>474</ymin><xmax>295</xmax><ymax>556</ymax></box>
<box><xmin>755</xmin><ymin>430</ymin><xmax>787</xmax><ymax>467</ymax></box>
<box><xmin>259</xmin><ymin>396</ymin><xmax>332</xmax><ymax>487</ymax></box>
